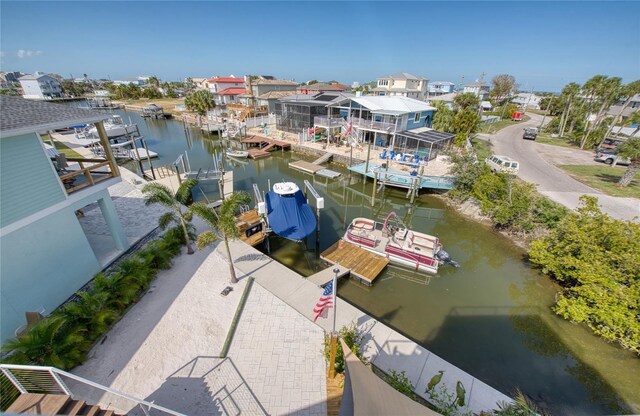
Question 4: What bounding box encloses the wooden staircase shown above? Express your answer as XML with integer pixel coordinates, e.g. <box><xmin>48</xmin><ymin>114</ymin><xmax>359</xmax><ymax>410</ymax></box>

<box><xmin>6</xmin><ymin>393</ymin><xmax>125</xmax><ymax>416</ymax></box>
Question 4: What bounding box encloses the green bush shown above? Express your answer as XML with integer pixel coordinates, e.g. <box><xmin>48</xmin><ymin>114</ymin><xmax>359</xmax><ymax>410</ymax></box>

<box><xmin>1</xmin><ymin>226</ymin><xmax>187</xmax><ymax>369</ymax></box>
<box><xmin>386</xmin><ymin>370</ymin><xmax>416</xmax><ymax>399</ymax></box>
<box><xmin>322</xmin><ymin>322</ymin><xmax>365</xmax><ymax>374</ymax></box>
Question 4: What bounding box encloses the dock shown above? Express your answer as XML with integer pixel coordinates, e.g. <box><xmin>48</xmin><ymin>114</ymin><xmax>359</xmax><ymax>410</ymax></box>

<box><xmin>320</xmin><ymin>240</ymin><xmax>389</xmax><ymax>286</ymax></box>
<box><xmin>235</xmin><ymin>209</ymin><xmax>266</xmax><ymax>247</ymax></box>
<box><xmin>241</xmin><ymin>135</ymin><xmax>291</xmax><ymax>153</ymax></box>
<box><xmin>306</xmin><ymin>266</ymin><xmax>351</xmax><ymax>286</ymax></box>
<box><xmin>247</xmin><ymin>148</ymin><xmax>271</xmax><ymax>159</ymax></box>
<box><xmin>288</xmin><ymin>152</ymin><xmax>341</xmax><ymax>179</ymax></box>
<box><xmin>349</xmin><ymin>162</ymin><xmax>455</xmax><ymax>191</ymax></box>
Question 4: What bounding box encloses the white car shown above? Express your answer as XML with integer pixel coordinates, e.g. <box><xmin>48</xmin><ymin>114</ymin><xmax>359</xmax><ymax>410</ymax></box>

<box><xmin>485</xmin><ymin>155</ymin><xmax>520</xmax><ymax>175</ymax></box>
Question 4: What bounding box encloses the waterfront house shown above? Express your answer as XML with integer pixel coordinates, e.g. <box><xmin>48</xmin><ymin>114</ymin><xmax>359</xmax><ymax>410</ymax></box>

<box><xmin>373</xmin><ymin>73</ymin><xmax>429</xmax><ymax>101</ymax></box>
<box><xmin>608</xmin><ymin>93</ymin><xmax>640</xmax><ymax>121</ymax></box>
<box><xmin>314</xmin><ymin>95</ymin><xmax>451</xmax><ymax>159</ymax></box>
<box><xmin>0</xmin><ymin>96</ymin><xmax>128</xmax><ymax>344</ymax></box>
<box><xmin>18</xmin><ymin>72</ymin><xmax>62</xmax><ymax>99</ymax></box>
<box><xmin>257</xmin><ymin>90</ymin><xmax>298</xmax><ymax>113</ymax></box>
<box><xmin>206</xmin><ymin>76</ymin><xmax>245</xmax><ymax>94</ymax></box>
<box><xmin>427</xmin><ymin>81</ymin><xmax>455</xmax><ymax>97</ymax></box>
<box><xmin>249</xmin><ymin>78</ymin><xmax>298</xmax><ymax>97</ymax></box>
<box><xmin>274</xmin><ymin>92</ymin><xmax>352</xmax><ymax>133</ymax></box>
<box><xmin>463</xmin><ymin>81</ymin><xmax>490</xmax><ymax>100</ymax></box>
<box><xmin>297</xmin><ymin>82</ymin><xmax>351</xmax><ymax>94</ymax></box>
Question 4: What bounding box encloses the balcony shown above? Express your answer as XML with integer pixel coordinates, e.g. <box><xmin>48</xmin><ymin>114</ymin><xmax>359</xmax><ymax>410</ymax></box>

<box><xmin>314</xmin><ymin>116</ymin><xmax>345</xmax><ymax>129</ymax></box>
<box><xmin>349</xmin><ymin>117</ymin><xmax>398</xmax><ymax>133</ymax></box>
<box><xmin>55</xmin><ymin>156</ymin><xmax>118</xmax><ymax>194</ymax></box>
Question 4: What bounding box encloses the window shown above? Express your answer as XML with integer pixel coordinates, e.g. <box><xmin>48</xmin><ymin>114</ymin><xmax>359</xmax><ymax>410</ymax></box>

<box><xmin>414</xmin><ymin>112</ymin><xmax>421</xmax><ymax>123</ymax></box>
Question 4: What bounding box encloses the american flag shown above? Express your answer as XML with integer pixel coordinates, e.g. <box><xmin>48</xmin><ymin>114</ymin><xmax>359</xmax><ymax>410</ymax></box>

<box><xmin>313</xmin><ymin>281</ymin><xmax>334</xmax><ymax>322</ymax></box>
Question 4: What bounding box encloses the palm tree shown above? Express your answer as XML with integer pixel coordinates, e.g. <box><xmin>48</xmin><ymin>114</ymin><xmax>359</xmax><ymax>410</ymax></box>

<box><xmin>188</xmin><ymin>191</ymin><xmax>251</xmax><ymax>283</ymax></box>
<box><xmin>59</xmin><ymin>289</ymin><xmax>118</xmax><ymax>340</ymax></box>
<box><xmin>559</xmin><ymin>82</ymin><xmax>581</xmax><ymax>137</ymax></box>
<box><xmin>184</xmin><ymin>90</ymin><xmax>215</xmax><ymax>126</ymax></box>
<box><xmin>616</xmin><ymin>138</ymin><xmax>640</xmax><ymax>187</ymax></box>
<box><xmin>142</xmin><ymin>179</ymin><xmax>198</xmax><ymax>254</ymax></box>
<box><xmin>148</xmin><ymin>75</ymin><xmax>160</xmax><ymax>88</ymax></box>
<box><xmin>604</xmin><ymin>80</ymin><xmax>640</xmax><ymax>138</ymax></box>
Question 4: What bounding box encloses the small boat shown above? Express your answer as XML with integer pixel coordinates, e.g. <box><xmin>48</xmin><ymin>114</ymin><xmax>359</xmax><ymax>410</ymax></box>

<box><xmin>88</xmin><ymin>115</ymin><xmax>138</xmax><ymax>138</ymax></box>
<box><xmin>265</xmin><ymin>182</ymin><xmax>317</xmax><ymax>241</ymax></box>
<box><xmin>226</xmin><ymin>148</ymin><xmax>249</xmax><ymax>158</ymax></box>
<box><xmin>343</xmin><ymin>212</ymin><xmax>455</xmax><ymax>274</ymax></box>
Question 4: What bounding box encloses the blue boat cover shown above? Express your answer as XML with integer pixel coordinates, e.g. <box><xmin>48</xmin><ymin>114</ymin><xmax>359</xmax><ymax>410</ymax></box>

<box><xmin>266</xmin><ymin>190</ymin><xmax>317</xmax><ymax>240</ymax></box>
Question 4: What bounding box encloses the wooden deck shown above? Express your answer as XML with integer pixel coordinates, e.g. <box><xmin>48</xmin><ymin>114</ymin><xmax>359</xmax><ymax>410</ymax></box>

<box><xmin>320</xmin><ymin>241</ymin><xmax>389</xmax><ymax>285</ymax></box>
<box><xmin>247</xmin><ymin>148</ymin><xmax>271</xmax><ymax>159</ymax></box>
<box><xmin>236</xmin><ymin>209</ymin><xmax>266</xmax><ymax>247</ymax></box>
<box><xmin>289</xmin><ymin>160</ymin><xmax>325</xmax><ymax>174</ymax></box>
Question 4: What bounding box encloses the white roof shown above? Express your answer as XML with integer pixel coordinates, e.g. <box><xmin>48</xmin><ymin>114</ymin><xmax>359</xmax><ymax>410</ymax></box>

<box><xmin>611</xmin><ymin>126</ymin><xmax>640</xmax><ymax>137</ymax></box>
<box><xmin>350</xmin><ymin>95</ymin><xmax>436</xmax><ymax>115</ymax></box>
<box><xmin>481</xmin><ymin>101</ymin><xmax>493</xmax><ymax>108</ymax></box>
<box><xmin>428</xmin><ymin>92</ymin><xmax>458</xmax><ymax>102</ymax></box>
<box><xmin>429</xmin><ymin>81</ymin><xmax>455</xmax><ymax>86</ymax></box>
<box><xmin>379</xmin><ymin>72</ymin><xmax>426</xmax><ymax>81</ymax></box>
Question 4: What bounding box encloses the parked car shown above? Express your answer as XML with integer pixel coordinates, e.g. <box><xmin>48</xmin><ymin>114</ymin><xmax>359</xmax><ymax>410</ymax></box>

<box><xmin>594</xmin><ymin>148</ymin><xmax>631</xmax><ymax>166</ymax></box>
<box><xmin>485</xmin><ymin>155</ymin><xmax>520</xmax><ymax>174</ymax></box>
<box><xmin>523</xmin><ymin>127</ymin><xmax>538</xmax><ymax>140</ymax></box>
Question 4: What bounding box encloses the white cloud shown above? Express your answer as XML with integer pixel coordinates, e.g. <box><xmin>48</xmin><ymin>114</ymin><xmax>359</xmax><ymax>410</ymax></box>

<box><xmin>16</xmin><ymin>49</ymin><xmax>43</xmax><ymax>58</ymax></box>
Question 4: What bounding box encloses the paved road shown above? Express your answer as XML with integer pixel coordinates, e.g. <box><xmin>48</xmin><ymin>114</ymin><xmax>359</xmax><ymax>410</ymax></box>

<box><xmin>482</xmin><ymin>113</ymin><xmax>639</xmax><ymax>222</ymax></box>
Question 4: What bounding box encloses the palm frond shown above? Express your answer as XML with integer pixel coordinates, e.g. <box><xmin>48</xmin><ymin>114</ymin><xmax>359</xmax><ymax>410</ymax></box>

<box><xmin>158</xmin><ymin>212</ymin><xmax>178</xmax><ymax>230</ymax></box>
<box><xmin>142</xmin><ymin>183</ymin><xmax>177</xmax><ymax>209</ymax></box>
<box><xmin>175</xmin><ymin>179</ymin><xmax>198</xmax><ymax>205</ymax></box>
<box><xmin>197</xmin><ymin>230</ymin><xmax>219</xmax><ymax>249</ymax></box>
<box><xmin>189</xmin><ymin>202</ymin><xmax>219</xmax><ymax>229</ymax></box>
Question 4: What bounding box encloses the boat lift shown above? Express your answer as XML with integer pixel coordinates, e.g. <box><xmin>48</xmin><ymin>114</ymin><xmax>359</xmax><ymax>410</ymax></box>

<box><xmin>303</xmin><ymin>180</ymin><xmax>324</xmax><ymax>257</ymax></box>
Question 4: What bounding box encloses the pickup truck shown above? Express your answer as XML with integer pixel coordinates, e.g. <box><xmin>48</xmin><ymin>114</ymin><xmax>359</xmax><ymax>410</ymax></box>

<box><xmin>523</xmin><ymin>127</ymin><xmax>538</xmax><ymax>140</ymax></box>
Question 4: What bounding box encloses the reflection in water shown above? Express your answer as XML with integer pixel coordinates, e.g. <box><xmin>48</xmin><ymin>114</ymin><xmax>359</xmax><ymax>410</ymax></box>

<box><xmin>98</xmin><ymin>109</ymin><xmax>638</xmax><ymax>415</ymax></box>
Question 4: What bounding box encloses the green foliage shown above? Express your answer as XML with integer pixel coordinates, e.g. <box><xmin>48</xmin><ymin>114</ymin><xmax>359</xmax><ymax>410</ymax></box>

<box><xmin>142</xmin><ymin>86</ymin><xmax>162</xmax><ymax>99</ymax></box>
<box><xmin>425</xmin><ymin>375</ymin><xmax>471</xmax><ymax>416</ymax></box>
<box><xmin>616</xmin><ymin>137</ymin><xmax>640</xmax><ymax>187</ymax></box>
<box><xmin>432</xmin><ymin>101</ymin><xmax>455</xmax><ymax>133</ymax></box>
<box><xmin>490</xmin><ymin>74</ymin><xmax>516</xmax><ymax>106</ymax></box>
<box><xmin>529</xmin><ymin>196</ymin><xmax>640</xmax><ymax>352</ymax></box>
<box><xmin>385</xmin><ymin>370</ymin><xmax>416</xmax><ymax>400</ymax></box>
<box><xmin>185</xmin><ymin>89</ymin><xmax>215</xmax><ymax>116</ymax></box>
<box><xmin>492</xmin><ymin>390</ymin><xmax>544</xmax><ymax>416</ymax></box>
<box><xmin>1</xmin><ymin>227</ymin><xmax>187</xmax><ymax>369</ymax></box>
<box><xmin>454</xmin><ymin>92</ymin><xmax>480</xmax><ymax>110</ymax></box>
<box><xmin>322</xmin><ymin>322</ymin><xmax>365</xmax><ymax>374</ymax></box>
<box><xmin>447</xmin><ymin>151</ymin><xmax>490</xmax><ymax>197</ymax></box>
<box><xmin>60</xmin><ymin>79</ymin><xmax>92</xmax><ymax>97</ymax></box>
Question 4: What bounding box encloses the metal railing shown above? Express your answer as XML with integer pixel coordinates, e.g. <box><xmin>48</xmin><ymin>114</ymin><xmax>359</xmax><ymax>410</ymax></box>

<box><xmin>349</xmin><ymin>117</ymin><xmax>398</xmax><ymax>133</ymax></box>
<box><xmin>0</xmin><ymin>364</ymin><xmax>185</xmax><ymax>415</ymax></box>
<box><xmin>313</xmin><ymin>116</ymin><xmax>345</xmax><ymax>129</ymax></box>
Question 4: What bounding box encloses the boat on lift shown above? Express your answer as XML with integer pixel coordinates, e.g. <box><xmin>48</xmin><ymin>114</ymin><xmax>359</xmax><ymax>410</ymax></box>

<box><xmin>265</xmin><ymin>182</ymin><xmax>317</xmax><ymax>241</ymax></box>
<box><xmin>343</xmin><ymin>212</ymin><xmax>456</xmax><ymax>274</ymax></box>
<box><xmin>88</xmin><ymin>115</ymin><xmax>138</xmax><ymax>138</ymax></box>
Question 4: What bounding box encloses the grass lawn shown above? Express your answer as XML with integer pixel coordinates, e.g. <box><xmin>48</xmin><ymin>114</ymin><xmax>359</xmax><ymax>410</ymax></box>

<box><xmin>535</xmin><ymin>134</ymin><xmax>584</xmax><ymax>149</ymax></box>
<box><xmin>470</xmin><ymin>136</ymin><xmax>493</xmax><ymax>160</ymax></box>
<box><xmin>41</xmin><ymin>134</ymin><xmax>84</xmax><ymax>159</ymax></box>
<box><xmin>558</xmin><ymin>165</ymin><xmax>640</xmax><ymax>198</ymax></box>
<box><xmin>478</xmin><ymin>115</ymin><xmax>531</xmax><ymax>134</ymax></box>
<box><xmin>118</xmin><ymin>97</ymin><xmax>185</xmax><ymax>113</ymax></box>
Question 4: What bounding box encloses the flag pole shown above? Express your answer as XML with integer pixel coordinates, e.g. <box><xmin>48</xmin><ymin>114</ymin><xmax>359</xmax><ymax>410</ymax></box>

<box><xmin>329</xmin><ymin>267</ymin><xmax>339</xmax><ymax>378</ymax></box>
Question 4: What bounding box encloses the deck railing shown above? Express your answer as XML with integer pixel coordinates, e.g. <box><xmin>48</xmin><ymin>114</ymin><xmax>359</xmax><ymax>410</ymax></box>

<box><xmin>313</xmin><ymin>116</ymin><xmax>345</xmax><ymax>129</ymax></box>
<box><xmin>349</xmin><ymin>117</ymin><xmax>398</xmax><ymax>133</ymax></box>
<box><xmin>0</xmin><ymin>364</ymin><xmax>185</xmax><ymax>415</ymax></box>
<box><xmin>58</xmin><ymin>157</ymin><xmax>116</xmax><ymax>194</ymax></box>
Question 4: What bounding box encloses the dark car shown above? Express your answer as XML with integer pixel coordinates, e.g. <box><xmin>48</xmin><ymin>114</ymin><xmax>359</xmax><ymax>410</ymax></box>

<box><xmin>523</xmin><ymin>127</ymin><xmax>538</xmax><ymax>140</ymax></box>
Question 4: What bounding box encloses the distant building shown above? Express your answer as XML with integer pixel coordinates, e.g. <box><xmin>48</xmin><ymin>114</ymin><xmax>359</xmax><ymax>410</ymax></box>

<box><xmin>18</xmin><ymin>72</ymin><xmax>62</xmax><ymax>99</ymax></box>
<box><xmin>257</xmin><ymin>90</ymin><xmax>299</xmax><ymax>113</ymax></box>
<box><xmin>189</xmin><ymin>77</ymin><xmax>208</xmax><ymax>90</ymax></box>
<box><xmin>248</xmin><ymin>78</ymin><xmax>298</xmax><ymax>97</ymax></box>
<box><xmin>428</xmin><ymin>92</ymin><xmax>458</xmax><ymax>109</ymax></box>
<box><xmin>297</xmin><ymin>82</ymin><xmax>351</xmax><ymax>94</ymax></box>
<box><xmin>373</xmin><ymin>72</ymin><xmax>428</xmax><ymax>101</ymax></box>
<box><xmin>427</xmin><ymin>81</ymin><xmax>455</xmax><ymax>97</ymax></box>
<box><xmin>275</xmin><ymin>92</ymin><xmax>352</xmax><ymax>133</ymax></box>
<box><xmin>608</xmin><ymin>93</ymin><xmax>640</xmax><ymax>120</ymax></box>
<box><xmin>463</xmin><ymin>81</ymin><xmax>490</xmax><ymax>100</ymax></box>
<box><xmin>512</xmin><ymin>93</ymin><xmax>542</xmax><ymax>110</ymax></box>
<box><xmin>0</xmin><ymin>71</ymin><xmax>23</xmax><ymax>88</ymax></box>
<box><xmin>205</xmin><ymin>76</ymin><xmax>245</xmax><ymax>94</ymax></box>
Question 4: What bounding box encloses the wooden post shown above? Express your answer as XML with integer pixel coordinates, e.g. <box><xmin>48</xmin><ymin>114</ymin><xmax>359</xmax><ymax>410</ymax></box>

<box><xmin>142</xmin><ymin>138</ymin><xmax>156</xmax><ymax>180</ymax></box>
<box><xmin>372</xmin><ymin>172</ymin><xmax>377</xmax><ymax>207</ymax></box>
<box><xmin>95</xmin><ymin>121</ymin><xmax>119</xmax><ymax>177</ymax></box>
<box><xmin>329</xmin><ymin>333</ymin><xmax>337</xmax><ymax>379</ymax></box>
<box><xmin>364</xmin><ymin>140</ymin><xmax>372</xmax><ymax>178</ymax></box>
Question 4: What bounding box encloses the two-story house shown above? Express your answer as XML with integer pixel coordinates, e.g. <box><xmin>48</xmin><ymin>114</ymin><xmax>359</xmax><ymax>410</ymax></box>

<box><xmin>19</xmin><ymin>72</ymin><xmax>63</xmax><ymax>99</ymax></box>
<box><xmin>512</xmin><ymin>92</ymin><xmax>543</xmax><ymax>110</ymax></box>
<box><xmin>297</xmin><ymin>82</ymin><xmax>351</xmax><ymax>94</ymax></box>
<box><xmin>463</xmin><ymin>81</ymin><xmax>490</xmax><ymax>100</ymax></box>
<box><xmin>373</xmin><ymin>73</ymin><xmax>428</xmax><ymax>101</ymax></box>
<box><xmin>0</xmin><ymin>96</ymin><xmax>128</xmax><ymax>344</ymax></box>
<box><xmin>204</xmin><ymin>76</ymin><xmax>246</xmax><ymax>105</ymax></box>
<box><xmin>427</xmin><ymin>81</ymin><xmax>455</xmax><ymax>97</ymax></box>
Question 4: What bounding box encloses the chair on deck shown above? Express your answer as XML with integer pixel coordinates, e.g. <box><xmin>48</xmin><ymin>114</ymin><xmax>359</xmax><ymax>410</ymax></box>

<box><xmin>55</xmin><ymin>154</ymin><xmax>76</xmax><ymax>188</ymax></box>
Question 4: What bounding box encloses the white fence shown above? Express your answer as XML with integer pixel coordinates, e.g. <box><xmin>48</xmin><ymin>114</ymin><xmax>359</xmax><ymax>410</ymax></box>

<box><xmin>245</xmin><ymin>114</ymin><xmax>276</xmax><ymax>128</ymax></box>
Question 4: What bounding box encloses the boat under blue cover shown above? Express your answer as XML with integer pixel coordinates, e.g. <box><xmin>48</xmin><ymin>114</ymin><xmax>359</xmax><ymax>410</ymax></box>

<box><xmin>266</xmin><ymin>189</ymin><xmax>317</xmax><ymax>241</ymax></box>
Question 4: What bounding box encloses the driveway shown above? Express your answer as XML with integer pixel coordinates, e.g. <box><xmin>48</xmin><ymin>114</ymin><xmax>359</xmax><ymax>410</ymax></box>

<box><xmin>479</xmin><ymin>113</ymin><xmax>639</xmax><ymax>222</ymax></box>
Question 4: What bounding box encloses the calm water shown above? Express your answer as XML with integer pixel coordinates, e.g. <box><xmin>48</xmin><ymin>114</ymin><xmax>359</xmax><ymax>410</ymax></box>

<box><xmin>109</xmin><ymin>109</ymin><xmax>639</xmax><ymax>415</ymax></box>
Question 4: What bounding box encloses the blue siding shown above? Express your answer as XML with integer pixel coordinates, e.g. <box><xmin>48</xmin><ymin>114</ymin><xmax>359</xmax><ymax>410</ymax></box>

<box><xmin>0</xmin><ymin>133</ymin><xmax>66</xmax><ymax>227</ymax></box>
<box><xmin>406</xmin><ymin>110</ymin><xmax>435</xmax><ymax>129</ymax></box>
<box><xmin>1</xmin><ymin>209</ymin><xmax>100</xmax><ymax>343</ymax></box>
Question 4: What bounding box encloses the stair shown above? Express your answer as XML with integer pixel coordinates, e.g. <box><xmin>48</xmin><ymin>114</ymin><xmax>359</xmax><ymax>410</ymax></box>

<box><xmin>6</xmin><ymin>393</ymin><xmax>126</xmax><ymax>416</ymax></box>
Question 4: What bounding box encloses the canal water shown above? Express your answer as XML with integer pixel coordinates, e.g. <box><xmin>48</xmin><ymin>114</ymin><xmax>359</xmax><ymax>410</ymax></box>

<box><xmin>111</xmin><ymin>109</ymin><xmax>638</xmax><ymax>415</ymax></box>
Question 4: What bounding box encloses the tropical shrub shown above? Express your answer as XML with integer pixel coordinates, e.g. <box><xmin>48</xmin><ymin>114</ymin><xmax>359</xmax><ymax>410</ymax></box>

<box><xmin>1</xmin><ymin>226</ymin><xmax>188</xmax><ymax>369</ymax></box>
<box><xmin>529</xmin><ymin>196</ymin><xmax>640</xmax><ymax>353</ymax></box>
<box><xmin>322</xmin><ymin>322</ymin><xmax>365</xmax><ymax>374</ymax></box>
<box><xmin>386</xmin><ymin>370</ymin><xmax>416</xmax><ymax>399</ymax></box>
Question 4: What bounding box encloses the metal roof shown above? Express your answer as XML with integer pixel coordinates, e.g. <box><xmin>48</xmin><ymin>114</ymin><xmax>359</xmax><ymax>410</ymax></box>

<box><xmin>379</xmin><ymin>72</ymin><xmax>426</xmax><ymax>81</ymax></box>
<box><xmin>335</xmin><ymin>95</ymin><xmax>436</xmax><ymax>115</ymax></box>
<box><xmin>253</xmin><ymin>79</ymin><xmax>298</xmax><ymax>86</ymax></box>
<box><xmin>257</xmin><ymin>90</ymin><xmax>298</xmax><ymax>100</ymax></box>
<box><xmin>279</xmin><ymin>92</ymin><xmax>354</xmax><ymax>105</ymax></box>
<box><xmin>396</xmin><ymin>127</ymin><xmax>455</xmax><ymax>144</ymax></box>
<box><xmin>0</xmin><ymin>95</ymin><xmax>108</xmax><ymax>136</ymax></box>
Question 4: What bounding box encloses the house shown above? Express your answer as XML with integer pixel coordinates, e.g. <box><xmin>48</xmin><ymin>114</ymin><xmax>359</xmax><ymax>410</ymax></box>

<box><xmin>248</xmin><ymin>78</ymin><xmax>298</xmax><ymax>97</ymax></box>
<box><xmin>0</xmin><ymin>96</ymin><xmax>128</xmax><ymax>344</ymax></box>
<box><xmin>427</xmin><ymin>81</ymin><xmax>455</xmax><ymax>97</ymax></box>
<box><xmin>257</xmin><ymin>90</ymin><xmax>299</xmax><ymax>113</ymax></box>
<box><xmin>205</xmin><ymin>76</ymin><xmax>245</xmax><ymax>94</ymax></box>
<box><xmin>297</xmin><ymin>82</ymin><xmax>351</xmax><ymax>94</ymax></box>
<box><xmin>18</xmin><ymin>72</ymin><xmax>62</xmax><ymax>99</ymax></box>
<box><xmin>428</xmin><ymin>92</ymin><xmax>458</xmax><ymax>109</ymax></box>
<box><xmin>188</xmin><ymin>77</ymin><xmax>208</xmax><ymax>90</ymax></box>
<box><xmin>463</xmin><ymin>81</ymin><xmax>490</xmax><ymax>100</ymax></box>
<box><xmin>216</xmin><ymin>87</ymin><xmax>246</xmax><ymax>105</ymax></box>
<box><xmin>373</xmin><ymin>73</ymin><xmax>429</xmax><ymax>101</ymax></box>
<box><xmin>1</xmin><ymin>71</ymin><xmax>23</xmax><ymax>88</ymax></box>
<box><xmin>274</xmin><ymin>92</ymin><xmax>353</xmax><ymax>133</ymax></box>
<box><xmin>313</xmin><ymin>95</ymin><xmax>446</xmax><ymax>158</ymax></box>
<box><xmin>608</xmin><ymin>93</ymin><xmax>640</xmax><ymax>120</ymax></box>
<box><xmin>512</xmin><ymin>92</ymin><xmax>543</xmax><ymax>110</ymax></box>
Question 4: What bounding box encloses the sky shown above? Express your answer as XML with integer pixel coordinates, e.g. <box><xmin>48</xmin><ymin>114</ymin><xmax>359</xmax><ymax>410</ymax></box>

<box><xmin>1</xmin><ymin>1</ymin><xmax>639</xmax><ymax>92</ymax></box>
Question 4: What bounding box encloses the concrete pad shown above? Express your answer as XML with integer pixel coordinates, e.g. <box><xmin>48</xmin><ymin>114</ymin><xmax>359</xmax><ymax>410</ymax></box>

<box><xmin>356</xmin><ymin>317</ymin><xmax>394</xmax><ymax>362</ymax></box>
<box><xmin>372</xmin><ymin>331</ymin><xmax>431</xmax><ymax>388</ymax></box>
<box><xmin>415</xmin><ymin>352</ymin><xmax>477</xmax><ymax>411</ymax></box>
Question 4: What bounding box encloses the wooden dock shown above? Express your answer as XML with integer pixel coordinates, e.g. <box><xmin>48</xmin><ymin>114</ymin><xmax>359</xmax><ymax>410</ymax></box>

<box><xmin>241</xmin><ymin>135</ymin><xmax>291</xmax><ymax>154</ymax></box>
<box><xmin>236</xmin><ymin>209</ymin><xmax>266</xmax><ymax>247</ymax></box>
<box><xmin>320</xmin><ymin>241</ymin><xmax>389</xmax><ymax>285</ymax></box>
<box><xmin>289</xmin><ymin>160</ymin><xmax>324</xmax><ymax>174</ymax></box>
<box><xmin>247</xmin><ymin>148</ymin><xmax>271</xmax><ymax>159</ymax></box>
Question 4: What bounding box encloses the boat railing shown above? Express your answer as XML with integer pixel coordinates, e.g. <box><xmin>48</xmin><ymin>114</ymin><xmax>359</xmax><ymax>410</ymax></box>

<box><xmin>0</xmin><ymin>363</ymin><xmax>185</xmax><ymax>415</ymax></box>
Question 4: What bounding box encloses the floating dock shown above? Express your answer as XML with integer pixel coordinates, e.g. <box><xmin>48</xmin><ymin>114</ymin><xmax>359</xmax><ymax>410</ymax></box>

<box><xmin>288</xmin><ymin>152</ymin><xmax>341</xmax><ymax>179</ymax></box>
<box><xmin>349</xmin><ymin>162</ymin><xmax>455</xmax><ymax>190</ymax></box>
<box><xmin>320</xmin><ymin>240</ymin><xmax>389</xmax><ymax>286</ymax></box>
